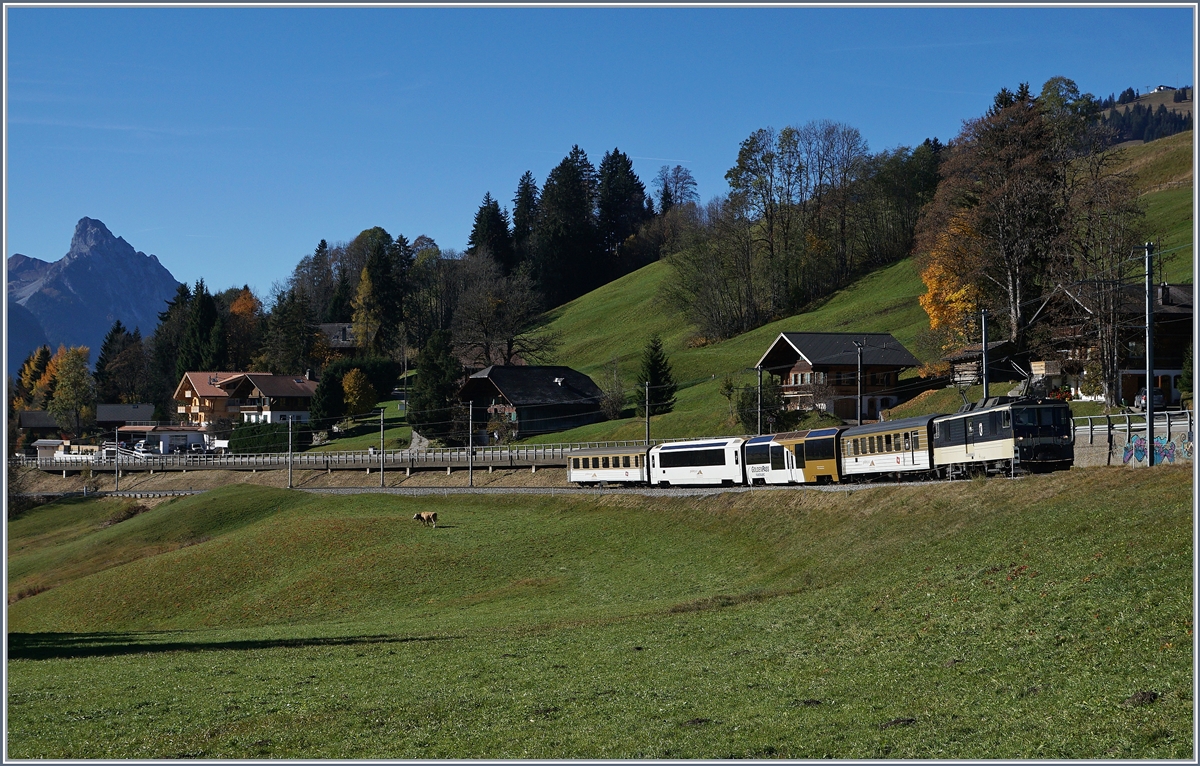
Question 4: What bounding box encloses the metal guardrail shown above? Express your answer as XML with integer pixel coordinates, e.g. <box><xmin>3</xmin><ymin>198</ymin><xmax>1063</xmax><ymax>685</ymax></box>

<box><xmin>13</xmin><ymin>416</ymin><xmax>1191</xmax><ymax>472</ymax></box>
<box><xmin>1072</xmin><ymin>410</ymin><xmax>1193</xmax><ymax>445</ymax></box>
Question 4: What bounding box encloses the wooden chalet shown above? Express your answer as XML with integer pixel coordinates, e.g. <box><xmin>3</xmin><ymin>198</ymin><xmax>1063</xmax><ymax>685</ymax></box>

<box><xmin>216</xmin><ymin>372</ymin><xmax>319</xmax><ymax>424</ymax></box>
<box><xmin>1032</xmin><ymin>282</ymin><xmax>1193</xmax><ymax>405</ymax></box>
<box><xmin>755</xmin><ymin>332</ymin><xmax>921</xmax><ymax>421</ymax></box>
<box><xmin>940</xmin><ymin>341</ymin><xmax>1021</xmax><ymax>387</ymax></box>
<box><xmin>173</xmin><ymin>371</ymin><xmax>242</xmax><ymax>426</ymax></box>
<box><xmin>459</xmin><ymin>365</ymin><xmax>604</xmax><ymax>440</ymax></box>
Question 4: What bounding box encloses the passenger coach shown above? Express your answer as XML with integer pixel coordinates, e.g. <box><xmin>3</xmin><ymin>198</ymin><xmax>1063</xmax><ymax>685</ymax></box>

<box><xmin>568</xmin><ymin>447</ymin><xmax>648</xmax><ymax>486</ymax></box>
<box><xmin>648</xmin><ymin>438</ymin><xmax>745</xmax><ymax>487</ymax></box>
<box><xmin>840</xmin><ymin>415</ymin><xmax>937</xmax><ymax>481</ymax></box>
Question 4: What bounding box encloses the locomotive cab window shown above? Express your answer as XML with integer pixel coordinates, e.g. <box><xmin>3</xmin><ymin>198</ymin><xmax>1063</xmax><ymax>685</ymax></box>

<box><xmin>1001</xmin><ymin>411</ymin><xmax>1011</xmax><ymax>429</ymax></box>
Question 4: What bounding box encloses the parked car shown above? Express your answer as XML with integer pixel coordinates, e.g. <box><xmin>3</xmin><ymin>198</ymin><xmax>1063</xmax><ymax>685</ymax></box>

<box><xmin>1133</xmin><ymin>387</ymin><xmax>1166</xmax><ymax>411</ymax></box>
<box><xmin>133</xmin><ymin>440</ymin><xmax>159</xmax><ymax>456</ymax></box>
<box><xmin>189</xmin><ymin>443</ymin><xmax>209</xmax><ymax>454</ymax></box>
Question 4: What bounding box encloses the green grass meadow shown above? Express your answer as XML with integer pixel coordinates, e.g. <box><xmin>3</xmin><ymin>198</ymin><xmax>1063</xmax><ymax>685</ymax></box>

<box><xmin>7</xmin><ymin>467</ymin><xmax>1193</xmax><ymax>758</ymax></box>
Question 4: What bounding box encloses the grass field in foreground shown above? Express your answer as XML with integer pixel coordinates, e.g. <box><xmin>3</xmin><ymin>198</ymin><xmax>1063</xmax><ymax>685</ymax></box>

<box><xmin>6</xmin><ymin>466</ymin><xmax>1193</xmax><ymax>758</ymax></box>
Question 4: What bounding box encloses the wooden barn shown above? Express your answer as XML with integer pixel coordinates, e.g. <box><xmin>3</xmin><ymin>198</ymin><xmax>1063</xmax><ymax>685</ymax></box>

<box><xmin>459</xmin><ymin>365</ymin><xmax>604</xmax><ymax>440</ymax></box>
<box><xmin>755</xmin><ymin>332</ymin><xmax>921</xmax><ymax>422</ymax></box>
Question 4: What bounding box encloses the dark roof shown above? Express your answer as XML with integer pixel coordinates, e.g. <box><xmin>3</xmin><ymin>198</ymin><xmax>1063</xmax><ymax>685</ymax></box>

<box><xmin>842</xmin><ymin>414</ymin><xmax>939</xmax><ymax>437</ymax></box>
<box><xmin>96</xmin><ymin>403</ymin><xmax>155</xmax><ymax>423</ymax></box>
<box><xmin>218</xmin><ymin>373</ymin><xmax>318</xmax><ymax>398</ymax></box>
<box><xmin>1060</xmin><ymin>282</ymin><xmax>1193</xmax><ymax>316</ymax></box>
<box><xmin>17</xmin><ymin>410</ymin><xmax>58</xmax><ymax>429</ymax></box>
<box><xmin>941</xmin><ymin>340</ymin><xmax>1015</xmax><ymax>363</ymax></box>
<box><xmin>460</xmin><ymin>365</ymin><xmax>602</xmax><ymax>406</ymax></box>
<box><xmin>757</xmin><ymin>332</ymin><xmax>920</xmax><ymax>372</ymax></box>
<box><xmin>318</xmin><ymin>323</ymin><xmax>357</xmax><ymax>349</ymax></box>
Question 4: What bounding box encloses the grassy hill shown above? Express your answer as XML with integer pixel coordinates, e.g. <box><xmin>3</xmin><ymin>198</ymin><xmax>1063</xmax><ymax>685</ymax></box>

<box><xmin>7</xmin><ymin>468</ymin><xmax>1191</xmax><ymax>758</ymax></box>
<box><xmin>522</xmin><ymin>131</ymin><xmax>1193</xmax><ymax>443</ymax></box>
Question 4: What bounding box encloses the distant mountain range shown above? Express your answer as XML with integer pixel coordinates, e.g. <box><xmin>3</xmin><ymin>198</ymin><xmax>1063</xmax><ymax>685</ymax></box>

<box><xmin>6</xmin><ymin>217</ymin><xmax>182</xmax><ymax>374</ymax></box>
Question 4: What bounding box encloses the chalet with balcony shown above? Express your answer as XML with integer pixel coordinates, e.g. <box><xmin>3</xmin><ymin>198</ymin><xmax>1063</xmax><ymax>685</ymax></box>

<box><xmin>755</xmin><ymin>332</ymin><xmax>921</xmax><ymax>422</ymax></box>
<box><xmin>216</xmin><ymin>372</ymin><xmax>319</xmax><ymax>424</ymax></box>
<box><xmin>173</xmin><ymin>371</ymin><xmax>241</xmax><ymax>426</ymax></box>
<box><xmin>458</xmin><ymin>365</ymin><xmax>604</xmax><ymax>440</ymax></box>
<box><xmin>1032</xmin><ymin>282</ymin><xmax>1193</xmax><ymax>405</ymax></box>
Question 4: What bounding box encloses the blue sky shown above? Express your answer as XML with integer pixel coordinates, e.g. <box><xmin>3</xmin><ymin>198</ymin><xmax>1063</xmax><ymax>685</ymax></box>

<box><xmin>5</xmin><ymin>5</ymin><xmax>1195</xmax><ymax>296</ymax></box>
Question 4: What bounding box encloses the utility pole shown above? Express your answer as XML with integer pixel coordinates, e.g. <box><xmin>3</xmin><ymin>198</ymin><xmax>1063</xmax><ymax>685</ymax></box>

<box><xmin>644</xmin><ymin>381</ymin><xmax>651</xmax><ymax>444</ymax></box>
<box><xmin>287</xmin><ymin>418</ymin><xmax>293</xmax><ymax>489</ymax></box>
<box><xmin>380</xmin><ymin>407</ymin><xmax>386</xmax><ymax>487</ymax></box>
<box><xmin>756</xmin><ymin>367</ymin><xmax>763</xmax><ymax>435</ymax></box>
<box><xmin>854</xmin><ymin>340</ymin><xmax>864</xmax><ymax>425</ymax></box>
<box><xmin>1144</xmin><ymin>242</ymin><xmax>1156</xmax><ymax>465</ymax></box>
<box><xmin>114</xmin><ymin>426</ymin><xmax>119</xmax><ymax>492</ymax></box>
<box><xmin>980</xmin><ymin>309</ymin><xmax>990</xmax><ymax>403</ymax></box>
<box><xmin>468</xmin><ymin>402</ymin><xmax>474</xmax><ymax>488</ymax></box>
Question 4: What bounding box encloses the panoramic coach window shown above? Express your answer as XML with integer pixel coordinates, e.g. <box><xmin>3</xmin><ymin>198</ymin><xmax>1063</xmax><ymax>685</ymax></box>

<box><xmin>660</xmin><ymin>448</ymin><xmax>727</xmax><ymax>469</ymax></box>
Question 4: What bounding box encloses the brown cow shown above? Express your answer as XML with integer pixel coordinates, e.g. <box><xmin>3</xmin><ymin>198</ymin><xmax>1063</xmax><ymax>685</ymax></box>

<box><xmin>413</xmin><ymin>511</ymin><xmax>437</xmax><ymax>528</ymax></box>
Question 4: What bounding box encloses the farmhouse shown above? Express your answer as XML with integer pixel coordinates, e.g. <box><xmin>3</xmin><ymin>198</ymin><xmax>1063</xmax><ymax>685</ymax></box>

<box><xmin>173</xmin><ymin>371</ymin><xmax>242</xmax><ymax>426</ymax></box>
<box><xmin>1031</xmin><ymin>282</ymin><xmax>1193</xmax><ymax>405</ymax></box>
<box><xmin>216</xmin><ymin>372</ymin><xmax>319</xmax><ymax>424</ymax></box>
<box><xmin>940</xmin><ymin>341</ymin><xmax>1021</xmax><ymax>387</ymax></box>
<box><xmin>459</xmin><ymin>365</ymin><xmax>604</xmax><ymax>440</ymax></box>
<box><xmin>755</xmin><ymin>332</ymin><xmax>920</xmax><ymax>421</ymax></box>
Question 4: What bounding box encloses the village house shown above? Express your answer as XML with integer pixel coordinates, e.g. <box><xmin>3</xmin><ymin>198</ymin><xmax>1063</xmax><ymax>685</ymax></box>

<box><xmin>173</xmin><ymin>371</ymin><xmax>242</xmax><ymax>426</ymax></box>
<box><xmin>1030</xmin><ymin>282</ymin><xmax>1193</xmax><ymax>405</ymax></box>
<box><xmin>755</xmin><ymin>332</ymin><xmax>921</xmax><ymax>421</ymax></box>
<box><xmin>458</xmin><ymin>365</ymin><xmax>604</xmax><ymax>440</ymax></box>
<box><xmin>215</xmin><ymin>372</ymin><xmax>319</xmax><ymax>424</ymax></box>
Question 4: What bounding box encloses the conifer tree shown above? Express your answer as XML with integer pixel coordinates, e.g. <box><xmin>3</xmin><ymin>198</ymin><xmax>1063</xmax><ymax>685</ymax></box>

<box><xmin>512</xmin><ymin>171</ymin><xmax>540</xmax><ymax>271</ymax></box>
<box><xmin>407</xmin><ymin>330</ymin><xmax>461</xmax><ymax>441</ymax></box>
<box><xmin>95</xmin><ymin>320</ymin><xmax>135</xmax><ymax>403</ymax></box>
<box><xmin>532</xmin><ymin>145</ymin><xmax>599</xmax><ymax>306</ymax></box>
<box><xmin>467</xmin><ymin>192</ymin><xmax>516</xmax><ymax>274</ymax></box>
<box><xmin>637</xmin><ymin>333</ymin><xmax>677</xmax><ymax>417</ymax></box>
<box><xmin>597</xmin><ymin>148</ymin><xmax>650</xmax><ymax>278</ymax></box>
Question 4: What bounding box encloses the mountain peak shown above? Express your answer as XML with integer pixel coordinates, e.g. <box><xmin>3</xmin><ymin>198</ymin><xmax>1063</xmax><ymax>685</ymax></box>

<box><xmin>66</xmin><ymin>217</ymin><xmax>137</xmax><ymax>262</ymax></box>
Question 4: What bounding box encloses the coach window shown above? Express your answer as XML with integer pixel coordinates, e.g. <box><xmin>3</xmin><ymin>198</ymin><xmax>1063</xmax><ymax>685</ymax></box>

<box><xmin>602</xmin><ymin>457</ymin><xmax>610</xmax><ymax>468</ymax></box>
<box><xmin>623</xmin><ymin>455</ymin><xmax>630</xmax><ymax>468</ymax></box>
<box><xmin>853</xmin><ymin>439</ymin><xmax>860</xmax><ymax>456</ymax></box>
<box><xmin>572</xmin><ymin>458</ymin><xmax>580</xmax><ymax>469</ymax></box>
<box><xmin>885</xmin><ymin>434</ymin><xmax>893</xmax><ymax>451</ymax></box>
<box><xmin>634</xmin><ymin>454</ymin><xmax>641</xmax><ymax>467</ymax></box>
<box><xmin>593</xmin><ymin>457</ymin><xmax>601</xmax><ymax>469</ymax></box>
<box><xmin>912</xmin><ymin>433</ymin><xmax>920</xmax><ymax>450</ymax></box>
<box><xmin>903</xmin><ymin>433</ymin><xmax>911</xmax><ymax>451</ymax></box>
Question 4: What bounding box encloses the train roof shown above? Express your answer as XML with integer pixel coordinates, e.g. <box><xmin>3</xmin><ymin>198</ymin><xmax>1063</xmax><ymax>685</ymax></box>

<box><xmin>806</xmin><ymin>428</ymin><xmax>842</xmax><ymax>438</ymax></box>
<box><xmin>939</xmin><ymin>396</ymin><xmax>1072</xmax><ymax>418</ymax></box>
<box><xmin>570</xmin><ymin>446</ymin><xmax>649</xmax><ymax>457</ymax></box>
<box><xmin>842</xmin><ymin>414</ymin><xmax>938</xmax><ymax>437</ymax></box>
<box><xmin>654</xmin><ymin>438</ymin><xmax>743</xmax><ymax>451</ymax></box>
